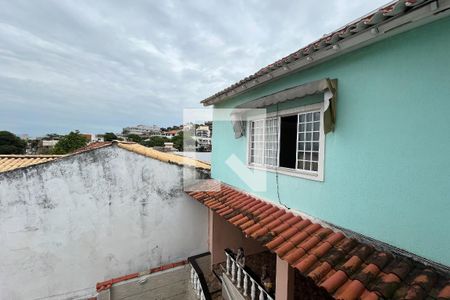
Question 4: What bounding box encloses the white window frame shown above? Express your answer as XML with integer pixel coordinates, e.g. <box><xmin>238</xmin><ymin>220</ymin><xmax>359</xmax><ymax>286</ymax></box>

<box><xmin>246</xmin><ymin>102</ymin><xmax>325</xmax><ymax>181</ymax></box>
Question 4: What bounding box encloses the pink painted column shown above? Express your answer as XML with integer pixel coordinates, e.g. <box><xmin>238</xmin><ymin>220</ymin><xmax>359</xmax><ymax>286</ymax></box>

<box><xmin>208</xmin><ymin>208</ymin><xmax>266</xmax><ymax>266</ymax></box>
<box><xmin>275</xmin><ymin>256</ymin><xmax>295</xmax><ymax>300</ymax></box>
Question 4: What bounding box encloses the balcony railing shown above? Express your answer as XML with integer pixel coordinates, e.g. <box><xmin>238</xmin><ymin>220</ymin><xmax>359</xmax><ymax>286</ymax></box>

<box><xmin>189</xmin><ymin>254</ymin><xmax>212</xmax><ymax>300</ymax></box>
<box><xmin>224</xmin><ymin>249</ymin><xmax>274</xmax><ymax>300</ymax></box>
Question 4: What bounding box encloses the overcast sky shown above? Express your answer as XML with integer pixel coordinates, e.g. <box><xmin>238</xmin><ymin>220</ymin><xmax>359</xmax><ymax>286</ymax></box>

<box><xmin>0</xmin><ymin>0</ymin><xmax>388</xmax><ymax>136</ymax></box>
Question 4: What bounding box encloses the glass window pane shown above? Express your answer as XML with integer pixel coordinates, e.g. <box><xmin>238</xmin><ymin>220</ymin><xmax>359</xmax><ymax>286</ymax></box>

<box><xmin>313</xmin><ymin>122</ymin><xmax>320</xmax><ymax>131</ymax></box>
<box><xmin>298</xmin><ymin>152</ymin><xmax>304</xmax><ymax>160</ymax></box>
<box><xmin>263</xmin><ymin>118</ymin><xmax>279</xmax><ymax>166</ymax></box>
<box><xmin>305</xmin><ymin>152</ymin><xmax>311</xmax><ymax>160</ymax></box>
<box><xmin>313</xmin><ymin>132</ymin><xmax>319</xmax><ymax>141</ymax></box>
<box><xmin>296</xmin><ymin>110</ymin><xmax>321</xmax><ymax>173</ymax></box>
<box><xmin>299</xmin><ymin>124</ymin><xmax>305</xmax><ymax>132</ymax></box>
<box><xmin>305</xmin><ymin>142</ymin><xmax>311</xmax><ymax>151</ymax></box>
<box><xmin>312</xmin><ymin>152</ymin><xmax>319</xmax><ymax>162</ymax></box>
<box><xmin>313</xmin><ymin>112</ymin><xmax>320</xmax><ymax>121</ymax></box>
<box><xmin>306</xmin><ymin>133</ymin><xmax>311</xmax><ymax>140</ymax></box>
<box><xmin>305</xmin><ymin>161</ymin><xmax>311</xmax><ymax>170</ymax></box>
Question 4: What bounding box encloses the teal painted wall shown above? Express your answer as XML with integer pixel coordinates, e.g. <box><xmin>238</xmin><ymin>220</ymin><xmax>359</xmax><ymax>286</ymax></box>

<box><xmin>211</xmin><ymin>16</ymin><xmax>450</xmax><ymax>266</ymax></box>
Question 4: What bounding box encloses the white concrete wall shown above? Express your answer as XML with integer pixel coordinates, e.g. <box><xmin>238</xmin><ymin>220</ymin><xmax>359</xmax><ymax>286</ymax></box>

<box><xmin>0</xmin><ymin>146</ymin><xmax>208</xmax><ymax>300</ymax></box>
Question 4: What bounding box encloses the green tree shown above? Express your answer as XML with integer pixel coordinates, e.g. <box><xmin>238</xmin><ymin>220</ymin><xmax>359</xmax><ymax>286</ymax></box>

<box><xmin>172</xmin><ymin>131</ymin><xmax>195</xmax><ymax>151</ymax></box>
<box><xmin>103</xmin><ymin>132</ymin><xmax>118</xmax><ymax>141</ymax></box>
<box><xmin>127</xmin><ymin>134</ymin><xmax>142</xmax><ymax>143</ymax></box>
<box><xmin>52</xmin><ymin>131</ymin><xmax>88</xmax><ymax>154</ymax></box>
<box><xmin>141</xmin><ymin>136</ymin><xmax>169</xmax><ymax>147</ymax></box>
<box><xmin>0</xmin><ymin>131</ymin><xmax>26</xmax><ymax>154</ymax></box>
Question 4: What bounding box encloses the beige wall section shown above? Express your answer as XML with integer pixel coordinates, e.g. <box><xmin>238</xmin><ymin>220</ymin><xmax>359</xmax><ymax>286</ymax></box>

<box><xmin>275</xmin><ymin>256</ymin><xmax>295</xmax><ymax>300</ymax></box>
<box><xmin>209</xmin><ymin>209</ymin><xmax>266</xmax><ymax>265</ymax></box>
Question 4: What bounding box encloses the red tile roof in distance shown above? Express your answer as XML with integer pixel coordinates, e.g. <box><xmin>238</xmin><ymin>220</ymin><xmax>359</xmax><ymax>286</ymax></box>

<box><xmin>187</xmin><ymin>181</ymin><xmax>450</xmax><ymax>300</ymax></box>
<box><xmin>201</xmin><ymin>0</ymin><xmax>432</xmax><ymax>106</ymax></box>
<box><xmin>73</xmin><ymin>141</ymin><xmax>113</xmax><ymax>154</ymax></box>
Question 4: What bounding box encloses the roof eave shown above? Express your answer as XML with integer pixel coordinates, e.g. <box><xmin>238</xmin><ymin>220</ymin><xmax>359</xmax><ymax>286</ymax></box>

<box><xmin>202</xmin><ymin>0</ymin><xmax>450</xmax><ymax>107</ymax></box>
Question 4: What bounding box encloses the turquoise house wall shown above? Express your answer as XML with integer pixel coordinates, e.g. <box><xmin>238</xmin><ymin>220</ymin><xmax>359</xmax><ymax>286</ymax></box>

<box><xmin>210</xmin><ymin>16</ymin><xmax>450</xmax><ymax>266</ymax></box>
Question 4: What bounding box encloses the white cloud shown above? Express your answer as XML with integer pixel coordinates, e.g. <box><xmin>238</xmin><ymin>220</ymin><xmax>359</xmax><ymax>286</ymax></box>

<box><xmin>0</xmin><ymin>0</ymin><xmax>389</xmax><ymax>136</ymax></box>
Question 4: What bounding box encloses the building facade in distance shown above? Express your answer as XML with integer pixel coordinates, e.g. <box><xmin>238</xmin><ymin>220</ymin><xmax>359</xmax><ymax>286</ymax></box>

<box><xmin>123</xmin><ymin>124</ymin><xmax>161</xmax><ymax>136</ymax></box>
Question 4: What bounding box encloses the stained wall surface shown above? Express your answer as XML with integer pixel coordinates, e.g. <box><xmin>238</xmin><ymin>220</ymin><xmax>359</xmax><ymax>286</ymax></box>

<box><xmin>0</xmin><ymin>146</ymin><xmax>208</xmax><ymax>300</ymax></box>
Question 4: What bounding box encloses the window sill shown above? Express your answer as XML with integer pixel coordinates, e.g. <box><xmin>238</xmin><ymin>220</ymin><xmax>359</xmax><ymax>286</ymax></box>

<box><xmin>247</xmin><ymin>164</ymin><xmax>324</xmax><ymax>182</ymax></box>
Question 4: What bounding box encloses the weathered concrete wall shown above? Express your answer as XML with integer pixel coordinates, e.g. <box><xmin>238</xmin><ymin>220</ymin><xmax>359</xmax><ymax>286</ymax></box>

<box><xmin>0</xmin><ymin>146</ymin><xmax>208</xmax><ymax>300</ymax></box>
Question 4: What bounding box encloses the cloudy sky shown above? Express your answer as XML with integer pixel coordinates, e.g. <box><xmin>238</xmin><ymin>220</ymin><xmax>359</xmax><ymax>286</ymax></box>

<box><xmin>0</xmin><ymin>0</ymin><xmax>388</xmax><ymax>136</ymax></box>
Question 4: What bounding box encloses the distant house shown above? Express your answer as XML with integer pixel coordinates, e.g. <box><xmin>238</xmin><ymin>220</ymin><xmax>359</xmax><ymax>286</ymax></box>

<box><xmin>93</xmin><ymin>134</ymin><xmax>105</xmax><ymax>142</ymax></box>
<box><xmin>187</xmin><ymin>1</ymin><xmax>450</xmax><ymax>300</ymax></box>
<box><xmin>161</xmin><ymin>129</ymin><xmax>181</xmax><ymax>138</ymax></box>
<box><xmin>81</xmin><ymin>133</ymin><xmax>105</xmax><ymax>143</ymax></box>
<box><xmin>37</xmin><ymin>139</ymin><xmax>59</xmax><ymax>154</ymax></box>
<box><xmin>193</xmin><ymin>136</ymin><xmax>212</xmax><ymax>152</ymax></box>
<box><xmin>122</xmin><ymin>124</ymin><xmax>161</xmax><ymax>136</ymax></box>
<box><xmin>0</xmin><ymin>142</ymin><xmax>210</xmax><ymax>300</ymax></box>
<box><xmin>195</xmin><ymin>125</ymin><xmax>211</xmax><ymax>138</ymax></box>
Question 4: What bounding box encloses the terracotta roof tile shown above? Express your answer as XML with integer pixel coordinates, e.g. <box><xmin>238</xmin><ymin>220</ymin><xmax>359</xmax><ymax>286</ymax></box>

<box><xmin>266</xmin><ymin>235</ymin><xmax>288</xmax><ymax>251</ymax></box>
<box><xmin>370</xmin><ymin>272</ymin><xmax>401</xmax><ymax>299</ymax></box>
<box><xmin>292</xmin><ymin>219</ymin><xmax>312</xmax><ymax>231</ymax></box>
<box><xmin>438</xmin><ymin>282</ymin><xmax>450</xmax><ymax>299</ymax></box>
<box><xmin>295</xmin><ymin>253</ymin><xmax>319</xmax><ymax>273</ymax></box>
<box><xmin>323</xmin><ymin>232</ymin><xmax>346</xmax><ymax>246</ymax></box>
<box><xmin>353</xmin><ymin>263</ymin><xmax>382</xmax><ymax>287</ymax></box>
<box><xmin>321</xmin><ymin>270</ymin><xmax>349</xmax><ymax>293</ymax></box>
<box><xmin>275</xmin><ymin>241</ymin><xmax>297</xmax><ymax>257</ymax></box>
<box><xmin>284</xmin><ymin>247</ymin><xmax>307</xmax><ymax>265</ymax></box>
<box><xmin>308</xmin><ymin>261</ymin><xmax>334</xmax><ymax>283</ymax></box>
<box><xmin>261</xmin><ymin>216</ymin><xmax>283</xmax><ymax>230</ymax></box>
<box><xmin>73</xmin><ymin>141</ymin><xmax>112</xmax><ymax>153</ymax></box>
<box><xmin>116</xmin><ymin>142</ymin><xmax>210</xmax><ymax>170</ymax></box>
<box><xmin>240</xmin><ymin>219</ymin><xmax>257</xmax><ymax>231</ymax></box>
<box><xmin>278</xmin><ymin>226</ymin><xmax>299</xmax><ymax>240</ymax></box>
<box><xmin>340</xmin><ymin>255</ymin><xmax>364</xmax><ymax>277</ymax></box>
<box><xmin>0</xmin><ymin>155</ymin><xmax>63</xmax><ymax>173</ymax></box>
<box><xmin>360</xmin><ymin>290</ymin><xmax>380</xmax><ymax>300</ymax></box>
<box><xmin>288</xmin><ymin>230</ymin><xmax>312</xmax><ymax>246</ymax></box>
<box><xmin>335</xmin><ymin>279</ymin><xmax>367</xmax><ymax>300</ymax></box>
<box><xmin>385</xmin><ymin>259</ymin><xmax>414</xmax><ymax>281</ymax></box>
<box><xmin>186</xmin><ymin>181</ymin><xmax>450</xmax><ymax>299</ymax></box>
<box><xmin>229</xmin><ymin>214</ymin><xmax>247</xmax><ymax>224</ymax></box>
<box><xmin>310</xmin><ymin>241</ymin><xmax>334</xmax><ymax>259</ymax></box>
<box><xmin>1</xmin><ymin>141</ymin><xmax>211</xmax><ymax>174</ymax></box>
<box><xmin>298</xmin><ymin>235</ymin><xmax>322</xmax><ymax>252</ymax></box>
